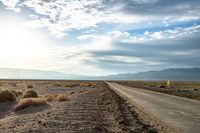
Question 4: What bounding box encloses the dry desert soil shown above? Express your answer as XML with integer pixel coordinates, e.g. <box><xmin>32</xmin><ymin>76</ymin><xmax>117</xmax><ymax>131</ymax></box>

<box><xmin>0</xmin><ymin>80</ymin><xmax>165</xmax><ymax>133</ymax></box>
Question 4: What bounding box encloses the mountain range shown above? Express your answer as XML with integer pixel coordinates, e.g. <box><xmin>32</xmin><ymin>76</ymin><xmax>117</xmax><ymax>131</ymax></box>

<box><xmin>0</xmin><ymin>68</ymin><xmax>200</xmax><ymax>81</ymax></box>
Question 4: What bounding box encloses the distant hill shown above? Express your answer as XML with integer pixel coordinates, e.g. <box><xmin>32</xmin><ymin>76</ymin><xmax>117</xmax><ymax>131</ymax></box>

<box><xmin>98</xmin><ymin>68</ymin><xmax>200</xmax><ymax>81</ymax></box>
<box><xmin>0</xmin><ymin>68</ymin><xmax>84</xmax><ymax>80</ymax></box>
<box><xmin>0</xmin><ymin>68</ymin><xmax>200</xmax><ymax>81</ymax></box>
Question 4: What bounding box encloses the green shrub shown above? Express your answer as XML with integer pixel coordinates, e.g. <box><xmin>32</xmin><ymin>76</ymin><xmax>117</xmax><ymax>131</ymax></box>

<box><xmin>0</xmin><ymin>90</ymin><xmax>17</xmax><ymax>102</ymax></box>
<box><xmin>23</xmin><ymin>90</ymin><xmax>38</xmax><ymax>98</ymax></box>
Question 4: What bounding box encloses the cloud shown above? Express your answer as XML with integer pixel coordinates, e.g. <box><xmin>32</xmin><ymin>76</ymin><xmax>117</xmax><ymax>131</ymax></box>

<box><xmin>78</xmin><ymin>25</ymin><xmax>200</xmax><ymax>43</ymax></box>
<box><xmin>109</xmin><ymin>0</ymin><xmax>200</xmax><ymax>15</ymax></box>
<box><xmin>3</xmin><ymin>0</ymin><xmax>199</xmax><ymax>37</ymax></box>
<box><xmin>0</xmin><ymin>0</ymin><xmax>20</xmax><ymax>12</ymax></box>
<box><xmin>0</xmin><ymin>0</ymin><xmax>200</xmax><ymax>75</ymax></box>
<box><xmin>0</xmin><ymin>0</ymin><xmax>143</xmax><ymax>37</ymax></box>
<box><xmin>77</xmin><ymin>25</ymin><xmax>200</xmax><ymax>73</ymax></box>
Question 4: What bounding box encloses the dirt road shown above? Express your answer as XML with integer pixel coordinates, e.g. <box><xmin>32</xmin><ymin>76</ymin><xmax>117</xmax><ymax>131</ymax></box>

<box><xmin>107</xmin><ymin>82</ymin><xmax>200</xmax><ymax>133</ymax></box>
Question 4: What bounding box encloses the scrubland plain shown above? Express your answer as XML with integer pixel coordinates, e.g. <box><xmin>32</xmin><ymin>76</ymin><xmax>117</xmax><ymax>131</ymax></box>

<box><xmin>0</xmin><ymin>80</ymin><xmax>160</xmax><ymax>133</ymax></box>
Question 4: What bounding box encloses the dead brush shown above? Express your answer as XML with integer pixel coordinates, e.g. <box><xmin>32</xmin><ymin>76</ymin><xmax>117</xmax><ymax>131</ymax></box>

<box><xmin>56</xmin><ymin>94</ymin><xmax>70</xmax><ymax>102</ymax></box>
<box><xmin>14</xmin><ymin>98</ymin><xmax>47</xmax><ymax>111</ymax></box>
<box><xmin>42</xmin><ymin>94</ymin><xmax>56</xmax><ymax>101</ymax></box>
<box><xmin>23</xmin><ymin>90</ymin><xmax>38</xmax><ymax>98</ymax></box>
<box><xmin>64</xmin><ymin>82</ymin><xmax>78</xmax><ymax>88</ymax></box>
<box><xmin>80</xmin><ymin>82</ymin><xmax>96</xmax><ymax>88</ymax></box>
<box><xmin>53</xmin><ymin>83</ymin><xmax>61</xmax><ymax>87</ymax></box>
<box><xmin>0</xmin><ymin>89</ymin><xmax>17</xmax><ymax>102</ymax></box>
<box><xmin>16</xmin><ymin>91</ymin><xmax>23</xmax><ymax>97</ymax></box>
<box><xmin>90</xmin><ymin>83</ymin><xmax>96</xmax><ymax>88</ymax></box>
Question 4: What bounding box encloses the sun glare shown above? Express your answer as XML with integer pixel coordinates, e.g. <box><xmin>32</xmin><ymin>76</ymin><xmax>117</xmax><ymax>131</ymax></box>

<box><xmin>0</xmin><ymin>18</ymin><xmax>36</xmax><ymax>57</ymax></box>
<box><xmin>0</xmin><ymin>16</ymin><xmax>49</xmax><ymax>68</ymax></box>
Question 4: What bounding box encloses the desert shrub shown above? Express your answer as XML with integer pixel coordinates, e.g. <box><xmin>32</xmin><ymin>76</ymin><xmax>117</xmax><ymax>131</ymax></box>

<box><xmin>27</xmin><ymin>85</ymin><xmax>33</xmax><ymax>88</ymax></box>
<box><xmin>159</xmin><ymin>85</ymin><xmax>166</xmax><ymax>88</ymax></box>
<box><xmin>0</xmin><ymin>90</ymin><xmax>17</xmax><ymax>102</ymax></box>
<box><xmin>64</xmin><ymin>83</ymin><xmax>77</xmax><ymax>87</ymax></box>
<box><xmin>14</xmin><ymin>98</ymin><xmax>47</xmax><ymax>111</ymax></box>
<box><xmin>80</xmin><ymin>82</ymin><xmax>96</xmax><ymax>88</ymax></box>
<box><xmin>90</xmin><ymin>83</ymin><xmax>96</xmax><ymax>88</ymax></box>
<box><xmin>11</xmin><ymin>90</ymin><xmax>18</xmax><ymax>97</ymax></box>
<box><xmin>83</xmin><ymin>83</ymin><xmax>90</xmax><ymax>87</ymax></box>
<box><xmin>17</xmin><ymin>91</ymin><xmax>23</xmax><ymax>97</ymax></box>
<box><xmin>150</xmin><ymin>85</ymin><xmax>156</xmax><ymax>87</ymax></box>
<box><xmin>57</xmin><ymin>94</ymin><xmax>70</xmax><ymax>102</ymax></box>
<box><xmin>53</xmin><ymin>83</ymin><xmax>61</xmax><ymax>87</ymax></box>
<box><xmin>23</xmin><ymin>90</ymin><xmax>38</xmax><ymax>98</ymax></box>
<box><xmin>43</xmin><ymin>94</ymin><xmax>55</xmax><ymax>101</ymax></box>
<box><xmin>144</xmin><ymin>82</ymin><xmax>148</xmax><ymax>85</ymax></box>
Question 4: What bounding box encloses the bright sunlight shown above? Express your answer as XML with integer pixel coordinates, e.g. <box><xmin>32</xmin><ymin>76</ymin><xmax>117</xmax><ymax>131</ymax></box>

<box><xmin>0</xmin><ymin>15</ymin><xmax>50</xmax><ymax>69</ymax></box>
<box><xmin>0</xmin><ymin>16</ymin><xmax>39</xmax><ymax>58</ymax></box>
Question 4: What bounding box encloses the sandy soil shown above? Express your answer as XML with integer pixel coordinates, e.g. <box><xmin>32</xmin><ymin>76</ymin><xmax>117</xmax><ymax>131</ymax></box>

<box><xmin>0</xmin><ymin>80</ymin><xmax>158</xmax><ymax>133</ymax></box>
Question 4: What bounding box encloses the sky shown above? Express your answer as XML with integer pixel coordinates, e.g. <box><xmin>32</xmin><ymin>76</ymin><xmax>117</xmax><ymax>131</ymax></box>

<box><xmin>0</xmin><ymin>0</ymin><xmax>200</xmax><ymax>76</ymax></box>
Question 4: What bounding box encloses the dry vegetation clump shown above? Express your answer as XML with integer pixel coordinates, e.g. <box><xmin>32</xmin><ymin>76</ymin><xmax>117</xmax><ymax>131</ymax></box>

<box><xmin>17</xmin><ymin>91</ymin><xmax>23</xmax><ymax>97</ymax></box>
<box><xmin>53</xmin><ymin>83</ymin><xmax>61</xmax><ymax>87</ymax></box>
<box><xmin>64</xmin><ymin>82</ymin><xmax>78</xmax><ymax>87</ymax></box>
<box><xmin>159</xmin><ymin>85</ymin><xmax>166</xmax><ymax>88</ymax></box>
<box><xmin>14</xmin><ymin>98</ymin><xmax>47</xmax><ymax>111</ymax></box>
<box><xmin>0</xmin><ymin>89</ymin><xmax>17</xmax><ymax>102</ymax></box>
<box><xmin>90</xmin><ymin>83</ymin><xmax>96</xmax><ymax>88</ymax></box>
<box><xmin>11</xmin><ymin>90</ymin><xmax>18</xmax><ymax>97</ymax></box>
<box><xmin>43</xmin><ymin>94</ymin><xmax>56</xmax><ymax>101</ymax></box>
<box><xmin>57</xmin><ymin>94</ymin><xmax>70</xmax><ymax>102</ymax></box>
<box><xmin>27</xmin><ymin>85</ymin><xmax>33</xmax><ymax>88</ymax></box>
<box><xmin>80</xmin><ymin>82</ymin><xmax>96</xmax><ymax>88</ymax></box>
<box><xmin>53</xmin><ymin>82</ymin><xmax>96</xmax><ymax>88</ymax></box>
<box><xmin>23</xmin><ymin>90</ymin><xmax>38</xmax><ymax>98</ymax></box>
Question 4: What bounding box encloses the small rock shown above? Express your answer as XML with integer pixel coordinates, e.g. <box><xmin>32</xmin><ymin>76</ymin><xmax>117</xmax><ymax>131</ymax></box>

<box><xmin>38</xmin><ymin>120</ymin><xmax>42</xmax><ymax>124</ymax></box>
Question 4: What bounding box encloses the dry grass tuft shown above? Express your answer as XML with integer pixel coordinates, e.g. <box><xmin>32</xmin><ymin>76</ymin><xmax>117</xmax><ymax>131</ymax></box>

<box><xmin>64</xmin><ymin>83</ymin><xmax>77</xmax><ymax>87</ymax></box>
<box><xmin>80</xmin><ymin>82</ymin><xmax>96</xmax><ymax>88</ymax></box>
<box><xmin>53</xmin><ymin>83</ymin><xmax>61</xmax><ymax>87</ymax></box>
<box><xmin>14</xmin><ymin>98</ymin><xmax>47</xmax><ymax>111</ymax></box>
<box><xmin>27</xmin><ymin>85</ymin><xmax>33</xmax><ymax>88</ymax></box>
<box><xmin>17</xmin><ymin>91</ymin><xmax>23</xmax><ymax>97</ymax></box>
<box><xmin>53</xmin><ymin>82</ymin><xmax>96</xmax><ymax>88</ymax></box>
<box><xmin>57</xmin><ymin>94</ymin><xmax>70</xmax><ymax>102</ymax></box>
<box><xmin>43</xmin><ymin>94</ymin><xmax>56</xmax><ymax>101</ymax></box>
<box><xmin>0</xmin><ymin>89</ymin><xmax>17</xmax><ymax>102</ymax></box>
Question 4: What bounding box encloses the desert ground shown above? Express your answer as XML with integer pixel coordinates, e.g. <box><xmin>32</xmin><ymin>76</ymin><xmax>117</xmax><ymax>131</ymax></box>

<box><xmin>115</xmin><ymin>81</ymin><xmax>200</xmax><ymax>100</ymax></box>
<box><xmin>0</xmin><ymin>80</ymin><xmax>161</xmax><ymax>133</ymax></box>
